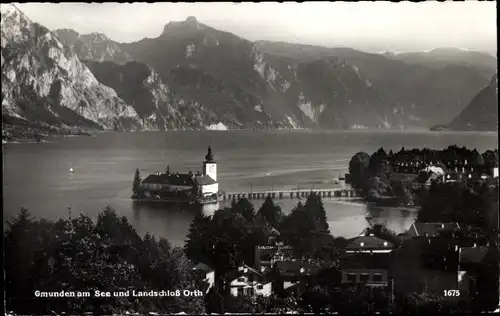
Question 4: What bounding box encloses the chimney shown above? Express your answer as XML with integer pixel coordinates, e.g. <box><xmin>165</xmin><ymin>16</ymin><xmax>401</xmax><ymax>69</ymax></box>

<box><xmin>473</xmin><ymin>243</ymin><xmax>477</xmax><ymax>248</ymax></box>
<box><xmin>455</xmin><ymin>245</ymin><xmax>458</xmax><ymax>251</ymax></box>
<box><xmin>462</xmin><ymin>167</ymin><xmax>465</xmax><ymax>173</ymax></box>
<box><xmin>441</xmin><ymin>223</ymin><xmax>444</xmax><ymax>229</ymax></box>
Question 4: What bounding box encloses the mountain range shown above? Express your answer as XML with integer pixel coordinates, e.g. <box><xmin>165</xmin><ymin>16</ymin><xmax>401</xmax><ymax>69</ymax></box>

<box><xmin>1</xmin><ymin>4</ymin><xmax>497</xmax><ymax>138</ymax></box>
<box><xmin>444</xmin><ymin>74</ymin><xmax>497</xmax><ymax>131</ymax></box>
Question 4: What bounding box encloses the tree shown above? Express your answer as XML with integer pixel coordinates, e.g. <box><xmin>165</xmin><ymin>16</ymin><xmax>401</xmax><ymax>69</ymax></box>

<box><xmin>348</xmin><ymin>152</ymin><xmax>370</xmax><ymax>190</ymax></box>
<box><xmin>5</xmin><ymin>207</ymin><xmax>204</xmax><ymax>315</ymax></box>
<box><xmin>257</xmin><ymin>196</ymin><xmax>283</xmax><ymax>228</ymax></box>
<box><xmin>184</xmin><ymin>213</ymin><xmax>215</xmax><ymax>267</ymax></box>
<box><xmin>132</xmin><ymin>169</ymin><xmax>141</xmax><ymax>194</ymax></box>
<box><xmin>280</xmin><ymin>194</ymin><xmax>337</xmax><ymax>260</ymax></box>
<box><xmin>368</xmin><ymin>148</ymin><xmax>389</xmax><ymax>177</ymax></box>
<box><xmin>364</xmin><ymin>224</ymin><xmax>401</xmax><ymax>247</ymax></box>
<box><xmin>184</xmin><ymin>202</ymin><xmax>271</xmax><ymax>294</ymax></box>
<box><xmin>232</xmin><ymin>198</ymin><xmax>255</xmax><ymax>221</ymax></box>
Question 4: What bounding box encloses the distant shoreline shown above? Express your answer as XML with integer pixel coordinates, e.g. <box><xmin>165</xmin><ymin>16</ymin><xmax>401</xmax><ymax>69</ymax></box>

<box><xmin>3</xmin><ymin>127</ymin><xmax>497</xmax><ymax>144</ymax></box>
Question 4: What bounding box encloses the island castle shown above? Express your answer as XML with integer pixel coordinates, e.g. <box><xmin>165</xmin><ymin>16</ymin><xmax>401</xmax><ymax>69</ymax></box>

<box><xmin>137</xmin><ymin>147</ymin><xmax>219</xmax><ymax>201</ymax></box>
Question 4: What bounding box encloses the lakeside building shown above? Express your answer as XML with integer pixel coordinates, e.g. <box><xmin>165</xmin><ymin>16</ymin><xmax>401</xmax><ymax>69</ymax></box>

<box><xmin>411</xmin><ymin>171</ymin><xmax>441</xmax><ymax>190</ymax></box>
<box><xmin>138</xmin><ymin>147</ymin><xmax>219</xmax><ymax>200</ymax></box>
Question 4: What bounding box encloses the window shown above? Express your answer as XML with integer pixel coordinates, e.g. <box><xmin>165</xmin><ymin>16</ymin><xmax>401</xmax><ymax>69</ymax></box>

<box><xmin>347</xmin><ymin>273</ymin><xmax>356</xmax><ymax>283</ymax></box>
<box><xmin>373</xmin><ymin>273</ymin><xmax>383</xmax><ymax>282</ymax></box>
<box><xmin>237</xmin><ymin>288</ymin><xmax>244</xmax><ymax>296</ymax></box>
<box><xmin>257</xmin><ymin>285</ymin><xmax>263</xmax><ymax>290</ymax></box>
<box><xmin>237</xmin><ymin>277</ymin><xmax>245</xmax><ymax>282</ymax></box>
<box><xmin>360</xmin><ymin>273</ymin><xmax>370</xmax><ymax>282</ymax></box>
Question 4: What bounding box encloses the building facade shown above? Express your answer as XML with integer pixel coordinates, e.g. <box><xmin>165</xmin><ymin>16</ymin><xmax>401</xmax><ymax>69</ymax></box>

<box><xmin>139</xmin><ymin>147</ymin><xmax>219</xmax><ymax>198</ymax></box>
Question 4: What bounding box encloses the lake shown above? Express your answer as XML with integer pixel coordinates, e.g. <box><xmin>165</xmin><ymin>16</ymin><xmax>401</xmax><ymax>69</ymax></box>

<box><xmin>3</xmin><ymin>130</ymin><xmax>497</xmax><ymax>246</ymax></box>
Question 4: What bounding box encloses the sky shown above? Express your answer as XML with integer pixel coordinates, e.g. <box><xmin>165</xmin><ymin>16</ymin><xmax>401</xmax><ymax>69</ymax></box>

<box><xmin>15</xmin><ymin>2</ymin><xmax>497</xmax><ymax>53</ymax></box>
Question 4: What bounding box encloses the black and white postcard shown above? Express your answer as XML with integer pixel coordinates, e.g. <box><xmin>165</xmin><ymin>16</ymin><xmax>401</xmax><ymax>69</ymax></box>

<box><xmin>2</xmin><ymin>2</ymin><xmax>498</xmax><ymax>315</ymax></box>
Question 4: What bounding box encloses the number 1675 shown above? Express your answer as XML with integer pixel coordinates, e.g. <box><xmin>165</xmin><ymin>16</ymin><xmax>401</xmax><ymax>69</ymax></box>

<box><xmin>444</xmin><ymin>290</ymin><xmax>460</xmax><ymax>296</ymax></box>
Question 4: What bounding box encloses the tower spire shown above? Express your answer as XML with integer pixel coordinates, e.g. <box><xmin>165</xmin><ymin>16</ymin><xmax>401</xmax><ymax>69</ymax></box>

<box><xmin>205</xmin><ymin>146</ymin><xmax>214</xmax><ymax>162</ymax></box>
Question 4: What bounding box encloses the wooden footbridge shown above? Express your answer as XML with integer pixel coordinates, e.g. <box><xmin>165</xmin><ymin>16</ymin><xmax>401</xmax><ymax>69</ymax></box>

<box><xmin>223</xmin><ymin>188</ymin><xmax>361</xmax><ymax>201</ymax></box>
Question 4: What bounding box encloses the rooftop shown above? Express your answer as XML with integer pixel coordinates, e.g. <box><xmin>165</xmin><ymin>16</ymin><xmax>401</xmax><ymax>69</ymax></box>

<box><xmin>225</xmin><ymin>264</ymin><xmax>263</xmax><ymax>282</ymax></box>
<box><xmin>193</xmin><ymin>262</ymin><xmax>213</xmax><ymax>273</ymax></box>
<box><xmin>345</xmin><ymin>235</ymin><xmax>395</xmax><ymax>251</ymax></box>
<box><xmin>410</xmin><ymin>222</ymin><xmax>460</xmax><ymax>237</ymax></box>
<box><xmin>142</xmin><ymin>172</ymin><xmax>216</xmax><ymax>186</ymax></box>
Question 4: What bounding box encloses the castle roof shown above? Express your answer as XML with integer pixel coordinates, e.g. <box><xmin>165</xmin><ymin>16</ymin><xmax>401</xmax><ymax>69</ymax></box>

<box><xmin>142</xmin><ymin>173</ymin><xmax>216</xmax><ymax>186</ymax></box>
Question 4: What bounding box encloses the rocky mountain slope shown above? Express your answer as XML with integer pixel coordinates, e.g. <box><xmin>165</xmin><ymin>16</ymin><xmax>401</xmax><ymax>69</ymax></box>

<box><xmin>1</xmin><ymin>4</ymin><xmax>142</xmax><ymax>133</ymax></box>
<box><xmin>3</xmin><ymin>7</ymin><xmax>494</xmax><ymax>133</ymax></box>
<box><xmin>255</xmin><ymin>41</ymin><xmax>490</xmax><ymax>127</ymax></box>
<box><xmin>446</xmin><ymin>74</ymin><xmax>498</xmax><ymax>131</ymax></box>
<box><xmin>53</xmin><ymin>28</ymin><xmax>133</xmax><ymax>65</ymax></box>
<box><xmin>117</xmin><ymin>17</ymin><xmax>418</xmax><ymax>129</ymax></box>
<box><xmin>383</xmin><ymin>48</ymin><xmax>497</xmax><ymax>79</ymax></box>
<box><xmin>84</xmin><ymin>60</ymin><xmax>222</xmax><ymax>130</ymax></box>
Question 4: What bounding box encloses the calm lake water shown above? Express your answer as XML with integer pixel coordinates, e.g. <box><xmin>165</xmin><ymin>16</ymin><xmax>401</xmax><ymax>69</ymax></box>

<box><xmin>3</xmin><ymin>130</ymin><xmax>497</xmax><ymax>245</ymax></box>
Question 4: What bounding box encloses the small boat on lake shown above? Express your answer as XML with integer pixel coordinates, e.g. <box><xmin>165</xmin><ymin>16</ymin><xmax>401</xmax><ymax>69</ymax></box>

<box><xmin>69</xmin><ymin>168</ymin><xmax>74</xmax><ymax>173</ymax></box>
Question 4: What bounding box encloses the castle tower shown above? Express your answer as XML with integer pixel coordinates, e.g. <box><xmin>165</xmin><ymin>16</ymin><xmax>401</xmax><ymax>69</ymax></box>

<box><xmin>203</xmin><ymin>146</ymin><xmax>217</xmax><ymax>181</ymax></box>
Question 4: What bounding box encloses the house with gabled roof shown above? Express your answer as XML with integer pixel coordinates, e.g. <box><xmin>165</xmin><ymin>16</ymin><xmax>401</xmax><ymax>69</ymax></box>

<box><xmin>411</xmin><ymin>171</ymin><xmax>440</xmax><ymax>191</ymax></box>
<box><xmin>225</xmin><ymin>264</ymin><xmax>272</xmax><ymax>297</ymax></box>
<box><xmin>345</xmin><ymin>234</ymin><xmax>395</xmax><ymax>254</ymax></box>
<box><xmin>407</xmin><ymin>222</ymin><xmax>460</xmax><ymax>238</ymax></box>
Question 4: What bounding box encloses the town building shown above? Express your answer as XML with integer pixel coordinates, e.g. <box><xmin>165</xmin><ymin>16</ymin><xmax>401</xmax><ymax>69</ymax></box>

<box><xmin>340</xmin><ymin>235</ymin><xmax>395</xmax><ymax>287</ymax></box>
<box><xmin>254</xmin><ymin>242</ymin><xmax>300</xmax><ymax>273</ymax></box>
<box><xmin>273</xmin><ymin>259</ymin><xmax>336</xmax><ymax>294</ymax></box>
<box><xmin>407</xmin><ymin>222</ymin><xmax>460</xmax><ymax>238</ymax></box>
<box><xmin>225</xmin><ymin>264</ymin><xmax>272</xmax><ymax>297</ymax></box>
<box><xmin>139</xmin><ymin>147</ymin><xmax>219</xmax><ymax>199</ymax></box>
<box><xmin>344</xmin><ymin>234</ymin><xmax>394</xmax><ymax>254</ymax></box>
<box><xmin>411</xmin><ymin>171</ymin><xmax>441</xmax><ymax>191</ymax></box>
